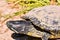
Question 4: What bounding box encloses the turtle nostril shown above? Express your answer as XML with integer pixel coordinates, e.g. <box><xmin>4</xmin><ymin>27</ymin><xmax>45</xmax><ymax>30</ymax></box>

<box><xmin>6</xmin><ymin>21</ymin><xmax>13</xmax><ymax>27</ymax></box>
<box><xmin>6</xmin><ymin>21</ymin><xmax>13</xmax><ymax>31</ymax></box>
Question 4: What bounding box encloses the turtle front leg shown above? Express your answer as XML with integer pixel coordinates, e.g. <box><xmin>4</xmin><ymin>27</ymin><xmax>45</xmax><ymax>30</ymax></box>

<box><xmin>42</xmin><ymin>32</ymin><xmax>50</xmax><ymax>40</ymax></box>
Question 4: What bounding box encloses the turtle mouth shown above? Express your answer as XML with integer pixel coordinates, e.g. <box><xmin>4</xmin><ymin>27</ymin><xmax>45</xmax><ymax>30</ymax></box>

<box><xmin>9</xmin><ymin>27</ymin><xmax>19</xmax><ymax>33</ymax></box>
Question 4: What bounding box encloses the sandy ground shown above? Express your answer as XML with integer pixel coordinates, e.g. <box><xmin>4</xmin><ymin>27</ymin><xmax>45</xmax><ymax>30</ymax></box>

<box><xmin>0</xmin><ymin>0</ymin><xmax>21</xmax><ymax>40</ymax></box>
<box><xmin>0</xmin><ymin>16</ymin><xmax>23</xmax><ymax>40</ymax></box>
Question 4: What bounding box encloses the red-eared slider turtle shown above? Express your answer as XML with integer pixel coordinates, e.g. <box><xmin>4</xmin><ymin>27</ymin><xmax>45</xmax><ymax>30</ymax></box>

<box><xmin>7</xmin><ymin>20</ymin><xmax>50</xmax><ymax>40</ymax></box>
<box><xmin>6</xmin><ymin>5</ymin><xmax>60</xmax><ymax>40</ymax></box>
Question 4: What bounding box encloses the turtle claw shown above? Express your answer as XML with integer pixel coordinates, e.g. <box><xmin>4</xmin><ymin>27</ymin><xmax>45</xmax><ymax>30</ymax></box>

<box><xmin>42</xmin><ymin>35</ymin><xmax>49</xmax><ymax>40</ymax></box>
<box><xmin>42</xmin><ymin>33</ymin><xmax>50</xmax><ymax>40</ymax></box>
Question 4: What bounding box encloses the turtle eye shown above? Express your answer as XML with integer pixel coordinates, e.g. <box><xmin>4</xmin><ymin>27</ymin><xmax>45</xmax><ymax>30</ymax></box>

<box><xmin>25</xmin><ymin>19</ymin><xmax>30</xmax><ymax>21</ymax></box>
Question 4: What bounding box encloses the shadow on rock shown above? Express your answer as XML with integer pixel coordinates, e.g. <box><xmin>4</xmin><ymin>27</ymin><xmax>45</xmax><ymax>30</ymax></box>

<box><xmin>11</xmin><ymin>33</ymin><xmax>41</xmax><ymax>40</ymax></box>
<box><xmin>11</xmin><ymin>33</ymin><xmax>60</xmax><ymax>40</ymax></box>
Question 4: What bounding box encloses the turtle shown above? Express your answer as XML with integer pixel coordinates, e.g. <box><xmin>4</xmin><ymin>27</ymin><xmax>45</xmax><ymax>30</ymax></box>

<box><xmin>6</xmin><ymin>5</ymin><xmax>60</xmax><ymax>40</ymax></box>
<box><xmin>6</xmin><ymin>20</ymin><xmax>50</xmax><ymax>40</ymax></box>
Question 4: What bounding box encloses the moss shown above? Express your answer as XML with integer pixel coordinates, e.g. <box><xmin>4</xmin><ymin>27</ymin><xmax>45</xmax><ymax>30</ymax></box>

<box><xmin>5</xmin><ymin>0</ymin><xmax>60</xmax><ymax>18</ymax></box>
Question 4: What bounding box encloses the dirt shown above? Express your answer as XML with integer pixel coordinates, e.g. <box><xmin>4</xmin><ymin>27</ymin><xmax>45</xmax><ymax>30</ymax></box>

<box><xmin>0</xmin><ymin>15</ymin><xmax>23</xmax><ymax>40</ymax></box>
<box><xmin>0</xmin><ymin>0</ymin><xmax>21</xmax><ymax>40</ymax></box>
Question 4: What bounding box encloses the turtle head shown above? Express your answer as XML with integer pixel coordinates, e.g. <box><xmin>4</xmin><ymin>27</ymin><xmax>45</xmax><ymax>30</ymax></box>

<box><xmin>6</xmin><ymin>20</ymin><xmax>32</xmax><ymax>34</ymax></box>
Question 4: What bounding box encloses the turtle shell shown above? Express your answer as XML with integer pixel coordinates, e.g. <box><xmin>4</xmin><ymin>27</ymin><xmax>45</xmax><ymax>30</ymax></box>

<box><xmin>21</xmin><ymin>5</ymin><xmax>60</xmax><ymax>33</ymax></box>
